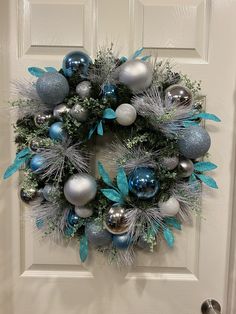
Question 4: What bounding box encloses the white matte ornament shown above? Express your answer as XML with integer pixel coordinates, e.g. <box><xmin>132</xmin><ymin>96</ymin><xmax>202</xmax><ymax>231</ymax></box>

<box><xmin>75</xmin><ymin>206</ymin><xmax>93</xmax><ymax>218</ymax></box>
<box><xmin>115</xmin><ymin>103</ymin><xmax>137</xmax><ymax>126</ymax></box>
<box><xmin>158</xmin><ymin>197</ymin><xmax>180</xmax><ymax>217</ymax></box>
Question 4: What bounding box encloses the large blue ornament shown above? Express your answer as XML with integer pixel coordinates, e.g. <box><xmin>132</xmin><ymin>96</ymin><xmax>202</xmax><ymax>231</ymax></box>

<box><xmin>128</xmin><ymin>167</ymin><xmax>159</xmax><ymax>199</ymax></box>
<box><xmin>49</xmin><ymin>122</ymin><xmax>66</xmax><ymax>141</ymax></box>
<box><xmin>30</xmin><ymin>154</ymin><xmax>45</xmax><ymax>172</ymax></box>
<box><xmin>67</xmin><ymin>210</ymin><xmax>79</xmax><ymax>226</ymax></box>
<box><xmin>113</xmin><ymin>233</ymin><xmax>132</xmax><ymax>250</ymax></box>
<box><xmin>62</xmin><ymin>51</ymin><xmax>92</xmax><ymax>77</ymax></box>
<box><xmin>102</xmin><ymin>84</ymin><xmax>117</xmax><ymax>102</ymax></box>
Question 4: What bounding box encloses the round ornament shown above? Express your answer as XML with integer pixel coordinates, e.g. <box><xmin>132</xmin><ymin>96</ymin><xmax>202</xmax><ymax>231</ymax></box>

<box><xmin>53</xmin><ymin>103</ymin><xmax>69</xmax><ymax>119</ymax></box>
<box><xmin>75</xmin><ymin>206</ymin><xmax>93</xmax><ymax>218</ymax></box>
<box><xmin>49</xmin><ymin>122</ymin><xmax>66</xmax><ymax>141</ymax></box>
<box><xmin>161</xmin><ymin>156</ymin><xmax>179</xmax><ymax>170</ymax></box>
<box><xmin>178</xmin><ymin>126</ymin><xmax>211</xmax><ymax>159</ymax></box>
<box><xmin>102</xmin><ymin>84</ymin><xmax>116</xmax><ymax>101</ymax></box>
<box><xmin>76</xmin><ymin>81</ymin><xmax>92</xmax><ymax>99</ymax></box>
<box><xmin>20</xmin><ymin>187</ymin><xmax>39</xmax><ymax>204</ymax></box>
<box><xmin>29</xmin><ymin>139</ymin><xmax>42</xmax><ymax>152</ymax></box>
<box><xmin>42</xmin><ymin>184</ymin><xmax>57</xmax><ymax>202</ymax></box>
<box><xmin>62</xmin><ymin>51</ymin><xmax>92</xmax><ymax>77</ymax></box>
<box><xmin>158</xmin><ymin>197</ymin><xmax>180</xmax><ymax>217</ymax></box>
<box><xmin>165</xmin><ymin>85</ymin><xmax>193</xmax><ymax>107</ymax></box>
<box><xmin>36</xmin><ymin>72</ymin><xmax>69</xmax><ymax>106</ymax></box>
<box><xmin>137</xmin><ymin>235</ymin><xmax>151</xmax><ymax>250</ymax></box>
<box><xmin>30</xmin><ymin>154</ymin><xmax>45</xmax><ymax>173</ymax></box>
<box><xmin>118</xmin><ymin>60</ymin><xmax>152</xmax><ymax>92</ymax></box>
<box><xmin>104</xmin><ymin>206</ymin><xmax>129</xmax><ymax>235</ymax></box>
<box><xmin>70</xmin><ymin>104</ymin><xmax>88</xmax><ymax>122</ymax></box>
<box><xmin>112</xmin><ymin>233</ymin><xmax>132</xmax><ymax>250</ymax></box>
<box><xmin>178</xmin><ymin>158</ymin><xmax>194</xmax><ymax>178</ymax></box>
<box><xmin>116</xmin><ymin>103</ymin><xmax>137</xmax><ymax>126</ymax></box>
<box><xmin>85</xmin><ymin>222</ymin><xmax>112</xmax><ymax>247</ymax></box>
<box><xmin>64</xmin><ymin>174</ymin><xmax>97</xmax><ymax>206</ymax></box>
<box><xmin>128</xmin><ymin>167</ymin><xmax>159</xmax><ymax>199</ymax></box>
<box><xmin>34</xmin><ymin>112</ymin><xmax>52</xmax><ymax>127</ymax></box>
<box><xmin>67</xmin><ymin>210</ymin><xmax>79</xmax><ymax>226</ymax></box>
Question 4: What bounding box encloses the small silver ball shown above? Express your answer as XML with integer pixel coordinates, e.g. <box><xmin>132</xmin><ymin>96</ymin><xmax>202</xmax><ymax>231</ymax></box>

<box><xmin>75</xmin><ymin>206</ymin><xmax>93</xmax><ymax>218</ymax></box>
<box><xmin>178</xmin><ymin>158</ymin><xmax>194</xmax><ymax>178</ymax></box>
<box><xmin>104</xmin><ymin>206</ymin><xmax>129</xmax><ymax>235</ymax></box>
<box><xmin>34</xmin><ymin>112</ymin><xmax>52</xmax><ymax>127</ymax></box>
<box><xmin>42</xmin><ymin>184</ymin><xmax>57</xmax><ymax>202</ymax></box>
<box><xmin>64</xmin><ymin>174</ymin><xmax>97</xmax><ymax>206</ymax></box>
<box><xmin>76</xmin><ymin>81</ymin><xmax>92</xmax><ymax>99</ymax></box>
<box><xmin>178</xmin><ymin>126</ymin><xmax>211</xmax><ymax>159</ymax></box>
<box><xmin>53</xmin><ymin>103</ymin><xmax>69</xmax><ymax>119</ymax></box>
<box><xmin>165</xmin><ymin>84</ymin><xmax>193</xmax><ymax>107</ymax></box>
<box><xmin>158</xmin><ymin>197</ymin><xmax>180</xmax><ymax>217</ymax></box>
<box><xmin>85</xmin><ymin>222</ymin><xmax>112</xmax><ymax>247</ymax></box>
<box><xmin>115</xmin><ymin>103</ymin><xmax>137</xmax><ymax>126</ymax></box>
<box><xmin>70</xmin><ymin>104</ymin><xmax>88</xmax><ymax>122</ymax></box>
<box><xmin>161</xmin><ymin>156</ymin><xmax>179</xmax><ymax>170</ymax></box>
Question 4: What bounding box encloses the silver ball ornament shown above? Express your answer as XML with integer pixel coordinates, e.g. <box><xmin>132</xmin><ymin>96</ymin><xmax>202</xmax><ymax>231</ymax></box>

<box><xmin>64</xmin><ymin>174</ymin><xmax>97</xmax><ymax>206</ymax></box>
<box><xmin>76</xmin><ymin>81</ymin><xmax>92</xmax><ymax>99</ymax></box>
<box><xmin>178</xmin><ymin>158</ymin><xmax>194</xmax><ymax>178</ymax></box>
<box><xmin>104</xmin><ymin>206</ymin><xmax>129</xmax><ymax>235</ymax></box>
<box><xmin>75</xmin><ymin>206</ymin><xmax>93</xmax><ymax>218</ymax></box>
<box><xmin>53</xmin><ymin>103</ymin><xmax>69</xmax><ymax>119</ymax></box>
<box><xmin>85</xmin><ymin>222</ymin><xmax>112</xmax><ymax>247</ymax></box>
<box><xmin>20</xmin><ymin>187</ymin><xmax>42</xmax><ymax>204</ymax></box>
<box><xmin>161</xmin><ymin>156</ymin><xmax>179</xmax><ymax>170</ymax></box>
<box><xmin>178</xmin><ymin>126</ymin><xmax>211</xmax><ymax>159</ymax></box>
<box><xmin>165</xmin><ymin>84</ymin><xmax>193</xmax><ymax>107</ymax></box>
<box><xmin>70</xmin><ymin>104</ymin><xmax>88</xmax><ymax>122</ymax></box>
<box><xmin>158</xmin><ymin>197</ymin><xmax>180</xmax><ymax>217</ymax></box>
<box><xmin>115</xmin><ymin>103</ymin><xmax>137</xmax><ymax>126</ymax></box>
<box><xmin>34</xmin><ymin>112</ymin><xmax>52</xmax><ymax>127</ymax></box>
<box><xmin>36</xmin><ymin>72</ymin><xmax>69</xmax><ymax>106</ymax></box>
<box><xmin>118</xmin><ymin>60</ymin><xmax>152</xmax><ymax>92</ymax></box>
<box><xmin>42</xmin><ymin>184</ymin><xmax>57</xmax><ymax>202</ymax></box>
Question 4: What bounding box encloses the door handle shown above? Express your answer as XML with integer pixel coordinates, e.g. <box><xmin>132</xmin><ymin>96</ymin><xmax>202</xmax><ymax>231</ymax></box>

<box><xmin>201</xmin><ymin>299</ymin><xmax>221</xmax><ymax>314</ymax></box>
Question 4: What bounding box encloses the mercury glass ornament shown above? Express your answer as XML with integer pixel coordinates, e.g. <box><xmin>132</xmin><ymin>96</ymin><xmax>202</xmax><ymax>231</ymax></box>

<box><xmin>178</xmin><ymin>126</ymin><xmax>211</xmax><ymax>159</ymax></box>
<box><xmin>67</xmin><ymin>210</ymin><xmax>79</xmax><ymax>226</ymax></box>
<box><xmin>53</xmin><ymin>103</ymin><xmax>69</xmax><ymax>120</ymax></box>
<box><xmin>128</xmin><ymin>167</ymin><xmax>159</xmax><ymax>200</ymax></box>
<box><xmin>76</xmin><ymin>81</ymin><xmax>92</xmax><ymax>99</ymax></box>
<box><xmin>42</xmin><ymin>184</ymin><xmax>57</xmax><ymax>202</ymax></box>
<box><xmin>178</xmin><ymin>158</ymin><xmax>194</xmax><ymax>178</ymax></box>
<box><xmin>20</xmin><ymin>187</ymin><xmax>38</xmax><ymax>204</ymax></box>
<box><xmin>62</xmin><ymin>51</ymin><xmax>92</xmax><ymax>77</ymax></box>
<box><xmin>64</xmin><ymin>174</ymin><xmax>97</xmax><ymax>206</ymax></box>
<box><xmin>112</xmin><ymin>233</ymin><xmax>132</xmax><ymax>250</ymax></box>
<box><xmin>69</xmin><ymin>104</ymin><xmax>88</xmax><ymax>122</ymax></box>
<box><xmin>102</xmin><ymin>84</ymin><xmax>117</xmax><ymax>101</ymax></box>
<box><xmin>158</xmin><ymin>197</ymin><xmax>180</xmax><ymax>217</ymax></box>
<box><xmin>118</xmin><ymin>60</ymin><xmax>152</xmax><ymax>92</ymax></box>
<box><xmin>49</xmin><ymin>122</ymin><xmax>66</xmax><ymax>141</ymax></box>
<box><xmin>161</xmin><ymin>156</ymin><xmax>179</xmax><ymax>170</ymax></box>
<box><xmin>75</xmin><ymin>206</ymin><xmax>93</xmax><ymax>218</ymax></box>
<box><xmin>165</xmin><ymin>84</ymin><xmax>193</xmax><ymax>107</ymax></box>
<box><xmin>104</xmin><ymin>206</ymin><xmax>129</xmax><ymax>235</ymax></box>
<box><xmin>85</xmin><ymin>222</ymin><xmax>112</xmax><ymax>247</ymax></box>
<box><xmin>34</xmin><ymin>112</ymin><xmax>52</xmax><ymax>127</ymax></box>
<box><xmin>29</xmin><ymin>138</ymin><xmax>42</xmax><ymax>152</ymax></box>
<box><xmin>36</xmin><ymin>72</ymin><xmax>69</xmax><ymax>106</ymax></box>
<box><xmin>115</xmin><ymin>103</ymin><xmax>137</xmax><ymax>126</ymax></box>
<box><xmin>30</xmin><ymin>154</ymin><xmax>45</xmax><ymax>173</ymax></box>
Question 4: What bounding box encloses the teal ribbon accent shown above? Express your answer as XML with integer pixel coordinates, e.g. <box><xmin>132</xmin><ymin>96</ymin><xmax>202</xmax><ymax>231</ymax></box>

<box><xmin>3</xmin><ymin>147</ymin><xmax>31</xmax><ymax>179</ymax></box>
<box><xmin>88</xmin><ymin>108</ymin><xmax>116</xmax><ymax>139</ymax></box>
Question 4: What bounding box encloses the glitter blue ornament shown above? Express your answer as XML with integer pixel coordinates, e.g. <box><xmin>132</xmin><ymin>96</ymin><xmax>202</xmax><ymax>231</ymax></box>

<box><xmin>49</xmin><ymin>122</ymin><xmax>66</xmax><ymax>141</ymax></box>
<box><xmin>102</xmin><ymin>84</ymin><xmax>117</xmax><ymax>101</ymax></box>
<box><xmin>128</xmin><ymin>167</ymin><xmax>159</xmax><ymax>199</ymax></box>
<box><xmin>30</xmin><ymin>154</ymin><xmax>45</xmax><ymax>172</ymax></box>
<box><xmin>112</xmin><ymin>233</ymin><xmax>132</xmax><ymax>250</ymax></box>
<box><xmin>67</xmin><ymin>210</ymin><xmax>79</xmax><ymax>226</ymax></box>
<box><xmin>62</xmin><ymin>51</ymin><xmax>92</xmax><ymax>77</ymax></box>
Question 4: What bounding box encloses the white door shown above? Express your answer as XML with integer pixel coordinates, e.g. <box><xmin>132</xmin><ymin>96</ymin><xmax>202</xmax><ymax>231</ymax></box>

<box><xmin>1</xmin><ymin>0</ymin><xmax>236</xmax><ymax>313</ymax></box>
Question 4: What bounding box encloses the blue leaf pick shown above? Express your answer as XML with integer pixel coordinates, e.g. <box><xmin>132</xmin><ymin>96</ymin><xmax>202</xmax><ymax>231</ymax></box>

<box><xmin>191</xmin><ymin>112</ymin><xmax>221</xmax><ymax>122</ymax></box>
<box><xmin>195</xmin><ymin>174</ymin><xmax>218</xmax><ymax>189</ymax></box>
<box><xmin>88</xmin><ymin>124</ymin><xmax>98</xmax><ymax>139</ymax></box>
<box><xmin>80</xmin><ymin>234</ymin><xmax>88</xmax><ymax>263</ymax></box>
<box><xmin>16</xmin><ymin>147</ymin><xmax>31</xmax><ymax>159</ymax></box>
<box><xmin>103</xmin><ymin>108</ymin><xmax>116</xmax><ymax>119</ymax></box>
<box><xmin>141</xmin><ymin>55</ymin><xmax>151</xmax><ymax>61</ymax></box>
<box><xmin>131</xmin><ymin>48</ymin><xmax>144</xmax><ymax>59</ymax></box>
<box><xmin>97</xmin><ymin>120</ymin><xmax>104</xmax><ymax>136</ymax></box>
<box><xmin>116</xmin><ymin>167</ymin><xmax>129</xmax><ymax>197</ymax></box>
<box><xmin>28</xmin><ymin>67</ymin><xmax>45</xmax><ymax>77</ymax></box>
<box><xmin>189</xmin><ymin>173</ymin><xmax>197</xmax><ymax>183</ymax></box>
<box><xmin>97</xmin><ymin>161</ymin><xmax>114</xmax><ymax>187</ymax></box>
<box><xmin>44</xmin><ymin>67</ymin><xmax>57</xmax><ymax>73</ymax></box>
<box><xmin>163</xmin><ymin>227</ymin><xmax>175</xmax><ymax>248</ymax></box>
<box><xmin>194</xmin><ymin>161</ymin><xmax>217</xmax><ymax>172</ymax></box>
<box><xmin>183</xmin><ymin>120</ymin><xmax>199</xmax><ymax>128</ymax></box>
<box><xmin>101</xmin><ymin>189</ymin><xmax>123</xmax><ymax>203</ymax></box>
<box><xmin>164</xmin><ymin>217</ymin><xmax>182</xmax><ymax>231</ymax></box>
<box><xmin>3</xmin><ymin>155</ymin><xmax>29</xmax><ymax>179</ymax></box>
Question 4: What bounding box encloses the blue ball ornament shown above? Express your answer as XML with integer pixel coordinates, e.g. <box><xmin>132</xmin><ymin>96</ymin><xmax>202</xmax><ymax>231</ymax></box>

<box><xmin>128</xmin><ymin>167</ymin><xmax>159</xmax><ymax>200</ymax></box>
<box><xmin>102</xmin><ymin>84</ymin><xmax>117</xmax><ymax>101</ymax></box>
<box><xmin>49</xmin><ymin>122</ymin><xmax>66</xmax><ymax>141</ymax></box>
<box><xmin>30</xmin><ymin>154</ymin><xmax>45</xmax><ymax>172</ymax></box>
<box><xmin>67</xmin><ymin>210</ymin><xmax>79</xmax><ymax>226</ymax></box>
<box><xmin>62</xmin><ymin>51</ymin><xmax>92</xmax><ymax>77</ymax></box>
<box><xmin>113</xmin><ymin>233</ymin><xmax>132</xmax><ymax>250</ymax></box>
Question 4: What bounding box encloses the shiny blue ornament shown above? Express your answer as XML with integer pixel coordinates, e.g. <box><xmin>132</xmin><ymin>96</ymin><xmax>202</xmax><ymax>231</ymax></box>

<box><xmin>49</xmin><ymin>122</ymin><xmax>66</xmax><ymax>141</ymax></box>
<box><xmin>62</xmin><ymin>51</ymin><xmax>92</xmax><ymax>77</ymax></box>
<box><xmin>30</xmin><ymin>154</ymin><xmax>45</xmax><ymax>172</ymax></box>
<box><xmin>67</xmin><ymin>210</ymin><xmax>79</xmax><ymax>226</ymax></box>
<box><xmin>113</xmin><ymin>233</ymin><xmax>132</xmax><ymax>250</ymax></box>
<box><xmin>102</xmin><ymin>84</ymin><xmax>117</xmax><ymax>101</ymax></box>
<box><xmin>128</xmin><ymin>167</ymin><xmax>159</xmax><ymax>200</ymax></box>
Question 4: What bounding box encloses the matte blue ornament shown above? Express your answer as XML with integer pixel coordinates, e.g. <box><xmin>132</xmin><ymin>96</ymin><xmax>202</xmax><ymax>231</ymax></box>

<box><xmin>67</xmin><ymin>210</ymin><xmax>79</xmax><ymax>226</ymax></box>
<box><xmin>102</xmin><ymin>84</ymin><xmax>117</xmax><ymax>101</ymax></box>
<box><xmin>62</xmin><ymin>51</ymin><xmax>92</xmax><ymax>77</ymax></box>
<box><xmin>49</xmin><ymin>122</ymin><xmax>66</xmax><ymax>141</ymax></box>
<box><xmin>128</xmin><ymin>167</ymin><xmax>159</xmax><ymax>199</ymax></box>
<box><xmin>113</xmin><ymin>233</ymin><xmax>132</xmax><ymax>250</ymax></box>
<box><xmin>30</xmin><ymin>154</ymin><xmax>45</xmax><ymax>172</ymax></box>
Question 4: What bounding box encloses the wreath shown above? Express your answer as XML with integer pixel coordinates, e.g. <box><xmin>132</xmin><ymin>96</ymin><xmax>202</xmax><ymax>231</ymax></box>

<box><xmin>4</xmin><ymin>45</ymin><xmax>220</xmax><ymax>265</ymax></box>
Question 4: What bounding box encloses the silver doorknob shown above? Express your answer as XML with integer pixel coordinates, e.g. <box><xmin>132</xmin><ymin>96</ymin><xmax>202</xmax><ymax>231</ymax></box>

<box><xmin>201</xmin><ymin>299</ymin><xmax>221</xmax><ymax>314</ymax></box>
